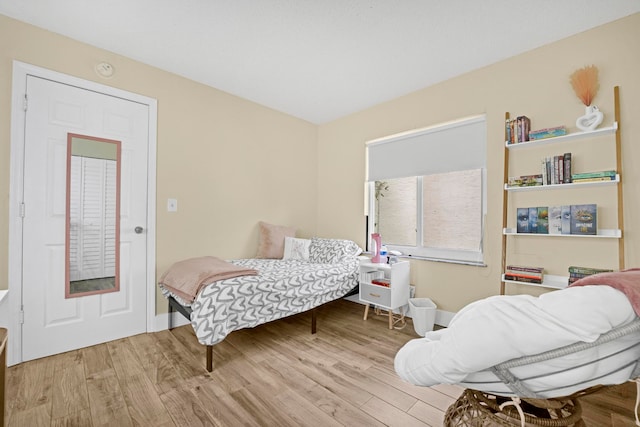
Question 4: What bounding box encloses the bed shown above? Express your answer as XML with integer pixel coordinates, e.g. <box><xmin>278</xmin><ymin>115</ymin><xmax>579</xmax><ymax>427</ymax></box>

<box><xmin>394</xmin><ymin>269</ymin><xmax>640</xmax><ymax>425</ymax></box>
<box><xmin>159</xmin><ymin>236</ymin><xmax>362</xmax><ymax>371</ymax></box>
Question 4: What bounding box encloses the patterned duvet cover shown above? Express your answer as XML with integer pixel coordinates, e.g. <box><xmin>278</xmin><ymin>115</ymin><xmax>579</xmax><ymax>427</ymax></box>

<box><xmin>190</xmin><ymin>258</ymin><xmax>358</xmax><ymax>346</ymax></box>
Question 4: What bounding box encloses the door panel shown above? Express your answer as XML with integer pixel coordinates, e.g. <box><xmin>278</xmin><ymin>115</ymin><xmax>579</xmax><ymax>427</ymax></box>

<box><xmin>21</xmin><ymin>76</ymin><xmax>149</xmax><ymax>361</ymax></box>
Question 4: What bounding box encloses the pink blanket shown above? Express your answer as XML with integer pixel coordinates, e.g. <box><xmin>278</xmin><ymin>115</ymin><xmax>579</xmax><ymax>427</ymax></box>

<box><xmin>159</xmin><ymin>256</ymin><xmax>258</xmax><ymax>303</ymax></box>
<box><xmin>569</xmin><ymin>268</ymin><xmax>640</xmax><ymax>316</ymax></box>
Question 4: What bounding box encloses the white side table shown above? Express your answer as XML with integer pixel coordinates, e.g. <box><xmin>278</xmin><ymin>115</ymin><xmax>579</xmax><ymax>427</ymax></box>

<box><xmin>358</xmin><ymin>260</ymin><xmax>410</xmax><ymax>329</ymax></box>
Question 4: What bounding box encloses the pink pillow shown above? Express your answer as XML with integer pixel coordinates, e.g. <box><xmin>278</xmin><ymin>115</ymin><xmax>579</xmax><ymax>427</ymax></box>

<box><xmin>256</xmin><ymin>221</ymin><xmax>296</xmax><ymax>259</ymax></box>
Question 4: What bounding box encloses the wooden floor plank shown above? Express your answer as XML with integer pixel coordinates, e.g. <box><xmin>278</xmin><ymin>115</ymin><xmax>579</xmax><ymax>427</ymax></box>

<box><xmin>107</xmin><ymin>339</ymin><xmax>175</xmax><ymax>426</ymax></box>
<box><xmin>190</xmin><ymin>380</ymin><xmax>263</xmax><ymax>427</ymax></box>
<box><xmin>7</xmin><ymin>404</ymin><xmax>51</xmax><ymax>427</ymax></box>
<box><xmin>11</xmin><ymin>356</ymin><xmax>55</xmax><ymax>413</ymax></box>
<box><xmin>260</xmin><ymin>355</ymin><xmax>386</xmax><ymax>426</ymax></box>
<box><xmin>332</xmin><ymin>360</ymin><xmax>418</xmax><ymax>412</ymax></box>
<box><xmin>6</xmin><ymin>299</ymin><xmax>639</xmax><ymax>426</ymax></box>
<box><xmin>158</xmin><ymin>384</ymin><xmax>216</xmax><ymax>427</ymax></box>
<box><xmin>4</xmin><ymin>359</ymin><xmax>25</xmax><ymax>423</ymax></box>
<box><xmin>50</xmin><ymin>362</ymin><xmax>90</xmax><ymax>419</ymax></box>
<box><xmin>117</xmin><ymin>372</ymin><xmax>175</xmax><ymax>427</ymax></box>
<box><xmin>273</xmin><ymin>388</ymin><xmax>344</xmax><ymax>427</ymax></box>
<box><xmin>229</xmin><ymin>386</ymin><xmax>300</xmax><ymax>427</ymax></box>
<box><xmin>361</xmin><ymin>396</ymin><xmax>431</xmax><ymax>427</ymax></box>
<box><xmin>128</xmin><ymin>332</ymin><xmax>185</xmax><ymax>395</ymax></box>
<box><xmin>407</xmin><ymin>400</ymin><xmax>449</xmax><ymax>427</ymax></box>
<box><xmin>50</xmin><ymin>408</ymin><xmax>93</xmax><ymax>427</ymax></box>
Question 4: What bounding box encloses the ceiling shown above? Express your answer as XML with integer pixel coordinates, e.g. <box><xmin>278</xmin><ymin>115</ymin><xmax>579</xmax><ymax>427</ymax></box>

<box><xmin>1</xmin><ymin>1</ymin><xmax>639</xmax><ymax>124</ymax></box>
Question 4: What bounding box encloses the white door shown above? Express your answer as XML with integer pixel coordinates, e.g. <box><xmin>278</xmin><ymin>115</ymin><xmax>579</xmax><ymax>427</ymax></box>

<box><xmin>20</xmin><ymin>75</ymin><xmax>149</xmax><ymax>361</ymax></box>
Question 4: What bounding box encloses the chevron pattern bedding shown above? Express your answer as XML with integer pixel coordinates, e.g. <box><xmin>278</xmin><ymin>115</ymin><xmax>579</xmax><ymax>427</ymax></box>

<box><xmin>190</xmin><ymin>258</ymin><xmax>358</xmax><ymax>345</ymax></box>
<box><xmin>162</xmin><ymin>238</ymin><xmax>361</xmax><ymax>347</ymax></box>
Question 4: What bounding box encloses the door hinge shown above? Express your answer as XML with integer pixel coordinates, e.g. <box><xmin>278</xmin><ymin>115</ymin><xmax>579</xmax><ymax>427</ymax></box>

<box><xmin>19</xmin><ymin>309</ymin><xmax>25</xmax><ymax>324</ymax></box>
<box><xmin>19</xmin><ymin>202</ymin><xmax>25</xmax><ymax>218</ymax></box>
<box><xmin>23</xmin><ymin>93</ymin><xmax>28</xmax><ymax>111</ymax></box>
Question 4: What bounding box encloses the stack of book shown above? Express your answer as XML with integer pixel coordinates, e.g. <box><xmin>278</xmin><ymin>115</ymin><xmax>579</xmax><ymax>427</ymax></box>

<box><xmin>529</xmin><ymin>125</ymin><xmax>567</xmax><ymax>140</ymax></box>
<box><xmin>506</xmin><ymin>116</ymin><xmax>531</xmax><ymax>144</ymax></box>
<box><xmin>504</xmin><ymin>265</ymin><xmax>544</xmax><ymax>284</ymax></box>
<box><xmin>541</xmin><ymin>153</ymin><xmax>571</xmax><ymax>185</ymax></box>
<box><xmin>568</xmin><ymin>266</ymin><xmax>614</xmax><ymax>285</ymax></box>
<box><xmin>571</xmin><ymin>170</ymin><xmax>616</xmax><ymax>183</ymax></box>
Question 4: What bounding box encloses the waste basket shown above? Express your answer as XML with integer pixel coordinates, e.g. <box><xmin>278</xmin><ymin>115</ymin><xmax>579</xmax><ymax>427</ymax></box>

<box><xmin>408</xmin><ymin>298</ymin><xmax>437</xmax><ymax>337</ymax></box>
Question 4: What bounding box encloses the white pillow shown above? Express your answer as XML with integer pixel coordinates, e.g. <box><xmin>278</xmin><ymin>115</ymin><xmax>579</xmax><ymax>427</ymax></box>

<box><xmin>282</xmin><ymin>237</ymin><xmax>311</xmax><ymax>261</ymax></box>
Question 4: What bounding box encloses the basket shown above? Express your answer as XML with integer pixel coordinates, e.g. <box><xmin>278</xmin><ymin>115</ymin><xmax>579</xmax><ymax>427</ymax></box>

<box><xmin>444</xmin><ymin>389</ymin><xmax>585</xmax><ymax>427</ymax></box>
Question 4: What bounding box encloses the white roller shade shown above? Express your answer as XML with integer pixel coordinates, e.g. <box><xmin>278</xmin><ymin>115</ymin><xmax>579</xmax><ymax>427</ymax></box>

<box><xmin>367</xmin><ymin>115</ymin><xmax>486</xmax><ymax>181</ymax></box>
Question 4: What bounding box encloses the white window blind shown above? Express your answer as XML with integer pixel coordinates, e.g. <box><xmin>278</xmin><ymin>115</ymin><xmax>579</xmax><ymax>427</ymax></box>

<box><xmin>69</xmin><ymin>156</ymin><xmax>117</xmax><ymax>281</ymax></box>
<box><xmin>367</xmin><ymin>115</ymin><xmax>486</xmax><ymax>181</ymax></box>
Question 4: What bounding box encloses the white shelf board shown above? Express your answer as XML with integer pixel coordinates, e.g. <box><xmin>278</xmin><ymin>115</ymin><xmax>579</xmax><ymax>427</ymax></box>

<box><xmin>501</xmin><ymin>274</ymin><xmax>568</xmax><ymax>290</ymax></box>
<box><xmin>505</xmin><ymin>123</ymin><xmax>617</xmax><ymax>149</ymax></box>
<box><xmin>503</xmin><ymin>228</ymin><xmax>621</xmax><ymax>238</ymax></box>
<box><xmin>505</xmin><ymin>175</ymin><xmax>619</xmax><ymax>191</ymax></box>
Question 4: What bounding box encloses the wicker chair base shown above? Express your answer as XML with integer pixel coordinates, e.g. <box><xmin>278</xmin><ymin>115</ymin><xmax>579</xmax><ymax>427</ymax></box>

<box><xmin>444</xmin><ymin>389</ymin><xmax>585</xmax><ymax>427</ymax></box>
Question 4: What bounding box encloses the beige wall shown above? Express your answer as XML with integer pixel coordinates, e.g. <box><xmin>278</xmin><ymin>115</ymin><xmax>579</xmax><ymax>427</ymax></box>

<box><xmin>317</xmin><ymin>13</ymin><xmax>640</xmax><ymax>312</ymax></box>
<box><xmin>0</xmin><ymin>15</ymin><xmax>318</xmax><ymax>313</ymax></box>
<box><xmin>2</xmin><ymin>13</ymin><xmax>639</xmax><ymax>318</ymax></box>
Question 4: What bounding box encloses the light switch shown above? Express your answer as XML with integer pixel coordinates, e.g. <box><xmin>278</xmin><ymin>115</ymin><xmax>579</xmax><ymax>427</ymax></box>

<box><xmin>167</xmin><ymin>198</ymin><xmax>178</xmax><ymax>212</ymax></box>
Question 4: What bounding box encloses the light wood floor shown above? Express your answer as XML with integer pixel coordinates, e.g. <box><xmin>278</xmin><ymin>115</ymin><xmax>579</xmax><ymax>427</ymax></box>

<box><xmin>5</xmin><ymin>299</ymin><xmax>639</xmax><ymax>426</ymax></box>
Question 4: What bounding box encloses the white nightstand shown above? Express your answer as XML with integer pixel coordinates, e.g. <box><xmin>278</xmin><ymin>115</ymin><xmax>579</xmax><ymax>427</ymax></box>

<box><xmin>358</xmin><ymin>260</ymin><xmax>410</xmax><ymax>329</ymax></box>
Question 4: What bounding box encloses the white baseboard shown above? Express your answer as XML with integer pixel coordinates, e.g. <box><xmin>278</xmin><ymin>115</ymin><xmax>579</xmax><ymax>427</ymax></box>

<box><xmin>153</xmin><ymin>311</ymin><xmax>190</xmax><ymax>332</ymax></box>
<box><xmin>0</xmin><ymin>290</ymin><xmax>8</xmax><ymax>329</ymax></box>
<box><xmin>152</xmin><ymin>295</ymin><xmax>456</xmax><ymax>333</ymax></box>
<box><xmin>342</xmin><ymin>294</ymin><xmax>454</xmax><ymax>328</ymax></box>
<box><xmin>434</xmin><ymin>310</ymin><xmax>455</xmax><ymax>328</ymax></box>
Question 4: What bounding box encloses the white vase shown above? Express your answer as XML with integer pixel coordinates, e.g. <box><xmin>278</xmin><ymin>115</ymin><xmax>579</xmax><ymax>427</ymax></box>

<box><xmin>576</xmin><ymin>105</ymin><xmax>604</xmax><ymax>132</ymax></box>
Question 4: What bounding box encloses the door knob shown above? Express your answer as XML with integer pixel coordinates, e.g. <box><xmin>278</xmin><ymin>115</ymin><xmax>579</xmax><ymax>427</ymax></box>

<box><xmin>134</xmin><ymin>226</ymin><xmax>144</xmax><ymax>234</ymax></box>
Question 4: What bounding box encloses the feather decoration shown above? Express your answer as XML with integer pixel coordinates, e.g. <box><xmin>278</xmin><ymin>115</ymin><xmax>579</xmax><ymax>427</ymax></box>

<box><xmin>570</xmin><ymin>65</ymin><xmax>599</xmax><ymax>106</ymax></box>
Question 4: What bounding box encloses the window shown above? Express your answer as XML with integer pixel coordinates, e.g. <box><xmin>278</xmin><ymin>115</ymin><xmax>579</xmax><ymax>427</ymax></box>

<box><xmin>366</xmin><ymin>115</ymin><xmax>486</xmax><ymax>265</ymax></box>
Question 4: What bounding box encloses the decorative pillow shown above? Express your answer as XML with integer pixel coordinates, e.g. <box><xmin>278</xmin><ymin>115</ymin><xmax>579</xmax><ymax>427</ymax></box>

<box><xmin>282</xmin><ymin>237</ymin><xmax>311</xmax><ymax>261</ymax></box>
<box><xmin>256</xmin><ymin>221</ymin><xmax>296</xmax><ymax>259</ymax></box>
<box><xmin>308</xmin><ymin>237</ymin><xmax>362</xmax><ymax>264</ymax></box>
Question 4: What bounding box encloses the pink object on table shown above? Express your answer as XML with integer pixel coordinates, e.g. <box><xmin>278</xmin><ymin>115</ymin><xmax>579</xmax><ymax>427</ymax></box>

<box><xmin>371</xmin><ymin>233</ymin><xmax>381</xmax><ymax>263</ymax></box>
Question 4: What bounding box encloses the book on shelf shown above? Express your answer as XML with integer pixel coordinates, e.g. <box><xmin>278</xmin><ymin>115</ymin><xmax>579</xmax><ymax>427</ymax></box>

<box><xmin>506</xmin><ymin>265</ymin><xmax>544</xmax><ymax>274</ymax></box>
<box><xmin>570</xmin><ymin>204</ymin><xmax>597</xmax><ymax>235</ymax></box>
<box><xmin>528</xmin><ymin>207</ymin><xmax>538</xmax><ymax>234</ymax></box>
<box><xmin>556</xmin><ymin>156</ymin><xmax>563</xmax><ymax>184</ymax></box>
<box><xmin>561</xmin><ymin>205</ymin><xmax>571</xmax><ymax>235</ymax></box>
<box><xmin>567</xmin><ymin>266</ymin><xmax>614</xmax><ymax>284</ymax></box>
<box><xmin>529</xmin><ymin>125</ymin><xmax>567</xmax><ymax>140</ymax></box>
<box><xmin>563</xmin><ymin>153</ymin><xmax>572</xmax><ymax>183</ymax></box>
<box><xmin>568</xmin><ymin>266</ymin><xmax>614</xmax><ymax>275</ymax></box>
<box><xmin>548</xmin><ymin>205</ymin><xmax>562</xmax><ymax>234</ymax></box>
<box><xmin>503</xmin><ymin>274</ymin><xmax>543</xmax><ymax>284</ymax></box>
<box><xmin>517</xmin><ymin>207</ymin><xmax>530</xmax><ymax>233</ymax></box>
<box><xmin>508</xmin><ymin>174</ymin><xmax>543</xmax><ymax>187</ymax></box>
<box><xmin>572</xmin><ymin>176</ymin><xmax>616</xmax><ymax>183</ymax></box>
<box><xmin>571</xmin><ymin>170</ymin><xmax>616</xmax><ymax>180</ymax></box>
<box><xmin>536</xmin><ymin>206</ymin><xmax>549</xmax><ymax>234</ymax></box>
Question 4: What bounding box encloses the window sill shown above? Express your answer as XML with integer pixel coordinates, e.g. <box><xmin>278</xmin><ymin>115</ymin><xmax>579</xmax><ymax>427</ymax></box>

<box><xmin>401</xmin><ymin>254</ymin><xmax>487</xmax><ymax>267</ymax></box>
